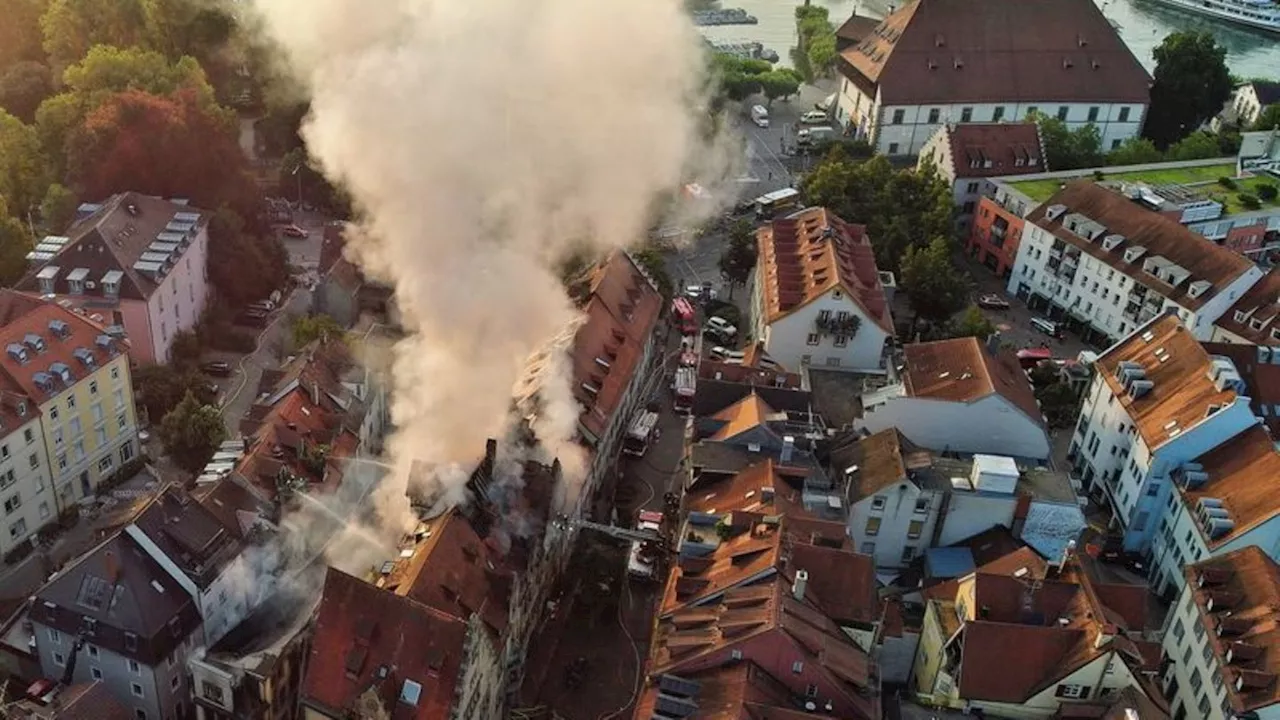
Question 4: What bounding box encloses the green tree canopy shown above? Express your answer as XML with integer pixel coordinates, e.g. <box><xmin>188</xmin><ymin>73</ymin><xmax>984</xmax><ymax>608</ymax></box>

<box><xmin>1165</xmin><ymin>130</ymin><xmax>1227</xmax><ymax>161</ymax></box>
<box><xmin>1145</xmin><ymin>31</ymin><xmax>1232</xmax><ymax>149</ymax></box>
<box><xmin>159</xmin><ymin>390</ymin><xmax>227</xmax><ymax>474</ymax></box>
<box><xmin>899</xmin><ymin>236</ymin><xmax>968</xmax><ymax>326</ymax></box>
<box><xmin>1253</xmin><ymin>104</ymin><xmax>1280</xmax><ymax>131</ymax></box>
<box><xmin>0</xmin><ymin>61</ymin><xmax>53</xmax><ymax>122</ymax></box>
<box><xmin>1032</xmin><ymin>112</ymin><xmax>1102</xmax><ymax>171</ymax></box>
<box><xmin>0</xmin><ymin>197</ymin><xmax>34</xmax><ymax>286</ymax></box>
<box><xmin>38</xmin><ymin>181</ymin><xmax>76</xmax><ymax>232</ymax></box>
<box><xmin>1105</xmin><ymin>136</ymin><xmax>1163</xmax><ymax>166</ymax></box>
<box><xmin>0</xmin><ymin>109</ymin><xmax>49</xmax><ymax>216</ymax></box>
<box><xmin>758</xmin><ymin>69</ymin><xmax>802</xmax><ymax>105</ymax></box>
<box><xmin>134</xmin><ymin>363</ymin><xmax>210</xmax><ymax>421</ymax></box>
<box><xmin>292</xmin><ymin>313</ymin><xmax>345</xmax><ymax>348</ymax></box>
<box><xmin>207</xmin><ymin>207</ymin><xmax>289</xmax><ymax>307</ymax></box>
<box><xmin>950</xmin><ymin>305</ymin><xmax>996</xmax><ymax>341</ymax></box>
<box><xmin>61</xmin><ymin>44</ymin><xmax>215</xmax><ymax>105</ymax></box>
<box><xmin>718</xmin><ymin>219</ymin><xmax>758</xmax><ymax>297</ymax></box>
<box><xmin>795</xmin><ymin>5</ymin><xmax>836</xmax><ymax>79</ymax></box>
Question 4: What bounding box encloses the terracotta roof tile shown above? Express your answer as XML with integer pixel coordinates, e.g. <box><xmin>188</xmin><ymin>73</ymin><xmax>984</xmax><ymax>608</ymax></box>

<box><xmin>1027</xmin><ymin>182</ymin><xmax>1254</xmax><ymax>311</ymax></box>
<box><xmin>942</xmin><ymin>122</ymin><xmax>1046</xmax><ymax>178</ymax></box>
<box><xmin>1096</xmin><ymin>314</ymin><xmax>1235</xmax><ymax>448</ymax></box>
<box><xmin>1184</xmin><ymin>547</ymin><xmax>1280</xmax><ymax>713</ymax></box>
<box><xmin>837</xmin><ymin>0</ymin><xmax>1150</xmax><ymax>106</ymax></box>
<box><xmin>1201</xmin><ymin>342</ymin><xmax>1280</xmax><ymax>437</ymax></box>
<box><xmin>632</xmin><ymin>662</ymin><xmax>838</xmax><ymax>720</ymax></box>
<box><xmin>302</xmin><ymin>568</ymin><xmax>467</xmax><ymax>720</ymax></box>
<box><xmin>826</xmin><ymin>428</ymin><xmax>908</xmax><ymax>501</ymax></box>
<box><xmin>958</xmin><ymin>622</ymin><xmax>1093</xmax><ymax>702</ymax></box>
<box><xmin>710</xmin><ymin>392</ymin><xmax>779</xmax><ymax>441</ymax></box>
<box><xmin>903</xmin><ymin>336</ymin><xmax>1043</xmax><ymax>424</ymax></box>
<box><xmin>0</xmin><ymin>290</ymin><xmax>127</xmax><ymax>405</ymax></box>
<box><xmin>1182</xmin><ymin>425</ymin><xmax>1280</xmax><ymax>549</ymax></box>
<box><xmin>1216</xmin><ymin>267</ymin><xmax>1280</xmax><ymax>344</ymax></box>
<box><xmin>685</xmin><ymin>460</ymin><xmax>807</xmax><ymax>516</ymax></box>
<box><xmin>756</xmin><ymin>208</ymin><xmax>892</xmax><ymax>331</ymax></box>
<box><xmin>10</xmin><ymin>681</ymin><xmax>133</xmax><ymax>720</ymax></box>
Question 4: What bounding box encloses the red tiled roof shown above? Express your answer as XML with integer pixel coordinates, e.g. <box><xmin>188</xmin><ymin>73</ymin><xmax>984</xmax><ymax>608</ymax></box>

<box><xmin>1185</xmin><ymin>547</ymin><xmax>1280</xmax><ymax>713</ymax></box>
<box><xmin>632</xmin><ymin>662</ymin><xmax>838</xmax><ymax>720</ymax></box>
<box><xmin>1215</xmin><ymin>266</ymin><xmax>1280</xmax><ymax>345</ymax></box>
<box><xmin>958</xmin><ymin>621</ymin><xmax>1094</xmax><ymax>702</ymax></box>
<box><xmin>0</xmin><ymin>290</ymin><xmax>126</xmax><ymax>400</ymax></box>
<box><xmin>756</xmin><ymin>207</ymin><xmax>892</xmax><ymax>331</ymax></box>
<box><xmin>235</xmin><ymin>387</ymin><xmax>357</xmax><ymax>498</ymax></box>
<box><xmin>1182</xmin><ymin>425</ymin><xmax>1280</xmax><ymax>549</ymax></box>
<box><xmin>393</xmin><ymin>510</ymin><xmax>510</xmax><ymax>635</ymax></box>
<box><xmin>10</xmin><ymin>681</ymin><xmax>133</xmax><ymax>720</ymax></box>
<box><xmin>568</xmin><ymin>251</ymin><xmax>662</xmax><ymax>440</ymax></box>
<box><xmin>1203</xmin><ymin>341</ymin><xmax>1280</xmax><ymax>438</ymax></box>
<box><xmin>903</xmin><ymin>336</ymin><xmax>1044</xmax><ymax>425</ymax></box>
<box><xmin>941</xmin><ymin>122</ymin><xmax>1045</xmax><ymax>178</ymax></box>
<box><xmin>303</xmin><ymin>568</ymin><xmax>467</xmax><ymax>720</ymax></box>
<box><xmin>837</xmin><ymin>0</ymin><xmax>1150</xmax><ymax>106</ymax></box>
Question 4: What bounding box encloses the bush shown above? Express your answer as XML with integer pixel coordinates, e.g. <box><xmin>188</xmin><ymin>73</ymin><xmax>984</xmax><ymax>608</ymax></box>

<box><xmin>1092</xmin><ymin>170</ymin><xmax>1106</xmax><ymax>181</ymax></box>
<box><xmin>3</xmin><ymin>538</ymin><xmax>33</xmax><ymax>565</ymax></box>
<box><xmin>706</xmin><ymin>300</ymin><xmax>742</xmax><ymax>328</ymax></box>
<box><xmin>1239</xmin><ymin>193</ymin><xmax>1262</xmax><ymax>210</ymax></box>
<box><xmin>1257</xmin><ymin>183</ymin><xmax>1278</xmax><ymax>201</ymax></box>
<box><xmin>1218</xmin><ymin>176</ymin><xmax>1238</xmax><ymax>190</ymax></box>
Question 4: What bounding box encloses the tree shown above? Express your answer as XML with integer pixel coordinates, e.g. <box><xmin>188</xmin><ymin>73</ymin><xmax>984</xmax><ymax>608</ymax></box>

<box><xmin>1145</xmin><ymin>31</ymin><xmax>1232</xmax><ymax>149</ymax></box>
<box><xmin>0</xmin><ymin>109</ymin><xmax>49</xmax><ymax>218</ymax></box>
<box><xmin>1166</xmin><ymin>131</ymin><xmax>1226</xmax><ymax>161</ymax></box>
<box><xmin>60</xmin><ymin>44</ymin><xmax>216</xmax><ymax>107</ymax></box>
<box><xmin>899</xmin><ymin>237</ymin><xmax>967</xmax><ymax>327</ymax></box>
<box><xmin>759</xmin><ymin>69</ymin><xmax>802</xmax><ymax>106</ymax></box>
<box><xmin>1105</xmin><ymin>136</ymin><xmax>1163</xmax><ymax>166</ymax></box>
<box><xmin>167</xmin><ymin>328</ymin><xmax>201</xmax><ymax>369</ymax></box>
<box><xmin>806</xmin><ymin>33</ymin><xmax>837</xmax><ymax>79</ymax></box>
<box><xmin>159</xmin><ymin>391</ymin><xmax>226</xmax><ymax>474</ymax></box>
<box><xmin>134</xmin><ymin>363</ymin><xmax>209</xmax><ymax>422</ymax></box>
<box><xmin>718</xmin><ymin>219</ymin><xmax>758</xmax><ymax>298</ymax></box>
<box><xmin>38</xmin><ymin>182</ymin><xmax>76</xmax><ymax>232</ymax></box>
<box><xmin>0</xmin><ymin>197</ymin><xmax>33</xmax><ymax>285</ymax></box>
<box><xmin>1033</xmin><ymin>112</ymin><xmax>1102</xmax><ymax>170</ymax></box>
<box><xmin>207</xmin><ymin>207</ymin><xmax>288</xmax><ymax>307</ymax></box>
<box><xmin>40</xmin><ymin>0</ymin><xmax>149</xmax><ymax>68</ymax></box>
<box><xmin>1036</xmin><ymin>381</ymin><xmax>1079</xmax><ymax>429</ymax></box>
<box><xmin>1253</xmin><ymin>104</ymin><xmax>1280</xmax><ymax>131</ymax></box>
<box><xmin>292</xmin><ymin>313</ymin><xmax>344</xmax><ymax>348</ymax></box>
<box><xmin>795</xmin><ymin>5</ymin><xmax>836</xmax><ymax>79</ymax></box>
<box><xmin>0</xmin><ymin>62</ymin><xmax>52</xmax><ymax>122</ymax></box>
<box><xmin>65</xmin><ymin>88</ymin><xmax>258</xmax><ymax>221</ymax></box>
<box><xmin>950</xmin><ymin>305</ymin><xmax>995</xmax><ymax>341</ymax></box>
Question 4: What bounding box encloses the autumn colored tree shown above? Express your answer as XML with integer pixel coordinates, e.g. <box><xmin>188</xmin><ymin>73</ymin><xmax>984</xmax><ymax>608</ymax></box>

<box><xmin>65</xmin><ymin>87</ymin><xmax>258</xmax><ymax>221</ymax></box>
<box><xmin>0</xmin><ymin>0</ymin><xmax>50</xmax><ymax>71</ymax></box>
<box><xmin>0</xmin><ymin>61</ymin><xmax>53</xmax><ymax>122</ymax></box>
<box><xmin>40</xmin><ymin>0</ymin><xmax>148</xmax><ymax>68</ymax></box>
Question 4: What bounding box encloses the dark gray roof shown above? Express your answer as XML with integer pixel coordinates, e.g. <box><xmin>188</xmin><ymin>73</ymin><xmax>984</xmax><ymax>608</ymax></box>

<box><xmin>690</xmin><ymin>380</ymin><xmax>816</xmax><ymax>417</ymax></box>
<box><xmin>31</xmin><ymin>533</ymin><xmax>201</xmax><ymax>665</ymax></box>
<box><xmin>1251</xmin><ymin>80</ymin><xmax>1280</xmax><ymax>107</ymax></box>
<box><xmin>132</xmin><ymin>486</ymin><xmax>244</xmax><ymax>589</ymax></box>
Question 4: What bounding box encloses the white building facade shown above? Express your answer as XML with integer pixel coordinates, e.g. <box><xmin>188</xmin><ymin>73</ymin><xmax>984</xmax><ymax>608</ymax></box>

<box><xmin>753</xmin><ymin>285</ymin><xmax>891</xmax><ymax>372</ymax></box>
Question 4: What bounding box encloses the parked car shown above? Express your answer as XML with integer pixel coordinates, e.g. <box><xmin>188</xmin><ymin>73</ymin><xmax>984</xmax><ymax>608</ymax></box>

<box><xmin>281</xmin><ymin>225</ymin><xmax>309</xmax><ymax>238</ymax></box>
<box><xmin>200</xmin><ymin>361</ymin><xmax>232</xmax><ymax>377</ymax></box>
<box><xmin>977</xmin><ymin>293</ymin><xmax>1011</xmax><ymax>310</ymax></box>
<box><xmin>247</xmin><ymin>300</ymin><xmax>275</xmax><ymax>313</ymax></box>
<box><xmin>684</xmin><ymin>283</ymin><xmax>717</xmax><ymax>301</ymax></box>
<box><xmin>709</xmin><ymin>346</ymin><xmax>746</xmax><ymax>364</ymax></box>
<box><xmin>800</xmin><ymin>110</ymin><xmax>829</xmax><ymax>124</ymax></box>
<box><xmin>705</xmin><ymin>316</ymin><xmax>737</xmax><ymax>339</ymax></box>
<box><xmin>1031</xmin><ymin>317</ymin><xmax>1063</xmax><ymax>338</ymax></box>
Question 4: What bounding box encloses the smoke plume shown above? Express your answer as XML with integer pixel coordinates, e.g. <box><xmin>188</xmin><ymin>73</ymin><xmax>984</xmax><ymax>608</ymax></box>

<box><xmin>250</xmin><ymin>0</ymin><xmax>732</xmax><ymax>522</ymax></box>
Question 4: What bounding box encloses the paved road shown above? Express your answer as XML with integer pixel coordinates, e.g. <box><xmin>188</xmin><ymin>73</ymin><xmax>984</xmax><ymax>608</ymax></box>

<box><xmin>961</xmin><ymin>256</ymin><xmax>1093</xmax><ymax>360</ymax></box>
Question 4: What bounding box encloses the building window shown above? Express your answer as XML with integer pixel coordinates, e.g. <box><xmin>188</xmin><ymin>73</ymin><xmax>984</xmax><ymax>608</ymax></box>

<box><xmin>53</xmin><ymin>652</ymin><xmax>64</xmax><ymax>667</ymax></box>
<box><xmin>57</xmin><ymin>453</ymin><xmax>66</xmax><ymax>471</ymax></box>
<box><xmin>961</xmin><ymin>107</ymin><xmax>973</xmax><ymax>122</ymax></box>
<box><xmin>91</xmin><ymin>667</ymin><xmax>102</xmax><ymax>680</ymax></box>
<box><xmin>4</xmin><ymin>493</ymin><xmax>21</xmax><ymax>515</ymax></box>
<box><xmin>864</xmin><ymin>517</ymin><xmax>881</xmax><ymax>536</ymax></box>
<box><xmin>1055</xmin><ymin>684</ymin><xmax>1088</xmax><ymax>699</ymax></box>
<box><xmin>1056</xmin><ymin>106</ymin><xmax>1069</xmax><ymax>121</ymax></box>
<box><xmin>66</xmin><ymin>395</ymin><xmax>75</xmax><ymax>411</ymax></box>
<box><xmin>125</xmin><ymin>632</ymin><xmax>138</xmax><ymax>651</ymax></box>
<box><xmin>993</xmin><ymin>106</ymin><xmax>1005</xmax><ymax>121</ymax></box>
<box><xmin>927</xmin><ymin>108</ymin><xmax>940</xmax><ymax>123</ymax></box>
<box><xmin>1172</xmin><ymin>618</ymin><xmax>1185</xmax><ymax>643</ymax></box>
<box><xmin>131</xmin><ymin>682</ymin><xmax>144</xmax><ymax>698</ymax></box>
<box><xmin>87</xmin><ymin>644</ymin><xmax>99</xmax><ymax>659</ymax></box>
<box><xmin>1026</xmin><ymin>106</ymin><xmax>1038</xmax><ymax>118</ymax></box>
<box><xmin>47</xmin><ymin>629</ymin><xmax>60</xmax><ymax>645</ymax></box>
<box><xmin>171</xmin><ymin>675</ymin><xmax>180</xmax><ymax>691</ymax></box>
<box><xmin>805</xmin><ymin>684</ymin><xmax>819</xmax><ymax>698</ymax></box>
<box><xmin>111</xmin><ymin>366</ymin><xmax>119</xmax><ymax>381</ymax></box>
<box><xmin>914</xmin><ymin>498</ymin><xmax>928</xmax><ymax>513</ymax></box>
<box><xmin>98</xmin><ymin>455</ymin><xmax>113</xmax><ymax>473</ymax></box>
<box><xmin>1119</xmin><ymin>106</ymin><xmax>1131</xmax><ymax>122</ymax></box>
<box><xmin>27</xmin><ymin>454</ymin><xmax>37</xmax><ymax>470</ymax></box>
<box><xmin>89</xmin><ymin>380</ymin><xmax>98</xmax><ymax>396</ymax></box>
<box><xmin>860</xmin><ymin>542</ymin><xmax>875</xmax><ymax>554</ymax></box>
<box><xmin>805</xmin><ymin>333</ymin><xmax>819</xmax><ymax>346</ymax></box>
<box><xmin>730</xmin><ymin>649</ymin><xmax>743</xmax><ymax>660</ymax></box>
<box><xmin>120</xmin><ymin>443</ymin><xmax>134</xmax><ymax>464</ymax></box>
<box><xmin>902</xmin><ymin>545</ymin><xmax>916</xmax><ymax>563</ymax></box>
<box><xmin>1190</xmin><ymin>668</ymin><xmax>1203</xmax><ymax>694</ymax></box>
<box><xmin>23</xmin><ymin>428</ymin><xmax>32</xmax><ymax>445</ymax></box>
<box><xmin>128</xmin><ymin>659</ymin><xmax>141</xmax><ymax>674</ymax></box>
<box><xmin>1111</xmin><ymin>139</ymin><xmax>1122</xmax><ymax>150</ymax></box>
<box><xmin>49</xmin><ymin>406</ymin><xmax>58</xmax><ymax>423</ymax></box>
<box><xmin>871</xmin><ymin>495</ymin><xmax>886</xmax><ymax>511</ymax></box>
<box><xmin>833</xmin><ymin>335</ymin><xmax>848</xmax><ymax>348</ymax></box>
<box><xmin>792</xmin><ymin>661</ymin><xmax>804</xmax><ymax>674</ymax></box>
<box><xmin>891</xmin><ymin>109</ymin><xmax>905</xmax><ymax>124</ymax></box>
<box><xmin>1087</xmin><ymin>106</ymin><xmax>1100</xmax><ymax>122</ymax></box>
<box><xmin>907</xmin><ymin>520</ymin><xmax>924</xmax><ymax>539</ymax></box>
<box><xmin>888</xmin><ymin>142</ymin><xmax>900</xmax><ymax>154</ymax></box>
<box><xmin>1193</xmin><ymin>617</ymin><xmax>1206</xmax><ymax>641</ymax></box>
<box><xmin>0</xmin><ymin>469</ymin><xmax>14</xmax><ymax>490</ymax></box>
<box><xmin>201</xmin><ymin>682</ymin><xmax>225</xmax><ymax>704</ymax></box>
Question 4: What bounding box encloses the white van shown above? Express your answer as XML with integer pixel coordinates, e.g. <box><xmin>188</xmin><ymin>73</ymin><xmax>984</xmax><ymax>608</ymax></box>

<box><xmin>1030</xmin><ymin>317</ymin><xmax>1062</xmax><ymax>338</ymax></box>
<box><xmin>797</xmin><ymin>127</ymin><xmax>835</xmax><ymax>146</ymax></box>
<box><xmin>750</xmin><ymin>104</ymin><xmax>770</xmax><ymax>128</ymax></box>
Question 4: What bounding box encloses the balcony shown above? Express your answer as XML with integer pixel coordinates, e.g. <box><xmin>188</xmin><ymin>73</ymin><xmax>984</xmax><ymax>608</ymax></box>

<box><xmin>1047</xmin><ymin>257</ymin><xmax>1061</xmax><ymax>271</ymax></box>
<box><xmin>1063</xmin><ymin>252</ymin><xmax>1079</xmax><ymax>267</ymax></box>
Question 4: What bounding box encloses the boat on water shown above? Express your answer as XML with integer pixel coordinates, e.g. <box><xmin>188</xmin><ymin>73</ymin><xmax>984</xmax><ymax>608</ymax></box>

<box><xmin>1145</xmin><ymin>0</ymin><xmax>1280</xmax><ymax>33</ymax></box>
<box><xmin>691</xmin><ymin>8</ymin><xmax>759</xmax><ymax>26</ymax></box>
<box><xmin>706</xmin><ymin>39</ymin><xmax>780</xmax><ymax>62</ymax></box>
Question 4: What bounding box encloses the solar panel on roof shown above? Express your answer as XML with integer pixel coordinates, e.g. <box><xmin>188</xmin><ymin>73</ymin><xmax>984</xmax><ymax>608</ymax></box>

<box><xmin>26</xmin><ymin>252</ymin><xmax>54</xmax><ymax>262</ymax></box>
<box><xmin>139</xmin><ymin>252</ymin><xmax>171</xmax><ymax>264</ymax></box>
<box><xmin>148</xmin><ymin>242</ymin><xmax>180</xmax><ymax>253</ymax></box>
<box><xmin>173</xmin><ymin>211</ymin><xmax>201</xmax><ymax>222</ymax></box>
<box><xmin>133</xmin><ymin>260</ymin><xmax>163</xmax><ymax>273</ymax></box>
<box><xmin>156</xmin><ymin>231</ymin><xmax>186</xmax><ymax>243</ymax></box>
<box><xmin>165</xmin><ymin>221</ymin><xmax>195</xmax><ymax>233</ymax></box>
<box><xmin>654</xmin><ymin>694</ymin><xmax>698</xmax><ymax>717</ymax></box>
<box><xmin>42</xmin><ymin>236</ymin><xmax>68</xmax><ymax>246</ymax></box>
<box><xmin>657</xmin><ymin>675</ymin><xmax>701</xmax><ymax>698</ymax></box>
<box><xmin>34</xmin><ymin>243</ymin><xmax>65</xmax><ymax>253</ymax></box>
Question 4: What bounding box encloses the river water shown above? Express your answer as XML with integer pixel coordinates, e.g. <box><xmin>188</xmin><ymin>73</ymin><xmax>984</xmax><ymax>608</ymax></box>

<box><xmin>699</xmin><ymin>0</ymin><xmax>1280</xmax><ymax>79</ymax></box>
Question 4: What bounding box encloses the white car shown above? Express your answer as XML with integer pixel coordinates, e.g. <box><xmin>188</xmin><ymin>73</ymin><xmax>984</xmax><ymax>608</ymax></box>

<box><xmin>710</xmin><ymin>346</ymin><xmax>746</xmax><ymax>364</ymax></box>
<box><xmin>800</xmin><ymin>110</ymin><xmax>829</xmax><ymax>124</ymax></box>
<box><xmin>685</xmin><ymin>284</ymin><xmax>717</xmax><ymax>300</ymax></box>
<box><xmin>705</xmin><ymin>316</ymin><xmax>737</xmax><ymax>338</ymax></box>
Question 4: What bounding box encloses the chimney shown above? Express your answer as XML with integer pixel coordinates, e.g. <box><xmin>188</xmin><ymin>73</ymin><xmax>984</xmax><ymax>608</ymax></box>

<box><xmin>793</xmin><ymin>569</ymin><xmax>809</xmax><ymax>601</ymax></box>
<box><xmin>485</xmin><ymin>438</ymin><xmax>497</xmax><ymax>469</ymax></box>
<box><xmin>985</xmin><ymin>331</ymin><xmax>1002</xmax><ymax>357</ymax></box>
<box><xmin>780</xmin><ymin>436</ymin><xmax>795</xmax><ymax>464</ymax></box>
<box><xmin>311</xmin><ymin>381</ymin><xmax>320</xmax><ymax>407</ymax></box>
<box><xmin>242</xmin><ymin>435</ymin><xmax>251</xmax><ymax>453</ymax></box>
<box><xmin>104</xmin><ymin>550</ymin><xmax>120</xmax><ymax>583</ymax></box>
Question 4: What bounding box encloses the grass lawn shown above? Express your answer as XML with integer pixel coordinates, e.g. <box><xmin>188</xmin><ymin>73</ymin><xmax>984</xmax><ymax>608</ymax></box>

<box><xmin>1008</xmin><ymin>162</ymin><xmax>1238</xmax><ymax>202</ymax></box>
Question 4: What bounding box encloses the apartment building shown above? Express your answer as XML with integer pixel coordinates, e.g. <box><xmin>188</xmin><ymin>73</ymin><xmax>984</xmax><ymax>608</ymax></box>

<box><xmin>0</xmin><ymin>291</ymin><xmax>137</xmax><ymax>512</ymax></box>
<box><xmin>751</xmin><ymin>207</ymin><xmax>894</xmax><ymax>372</ymax></box>
<box><xmin>918</xmin><ymin>122</ymin><xmax>1046</xmax><ymax>234</ymax></box>
<box><xmin>18</xmin><ymin>193</ymin><xmax>211</xmax><ymax>364</ymax></box>
<box><xmin>7</xmin><ymin>680</ymin><xmax>134</xmax><ymax>720</ymax></box>
<box><xmin>0</xmin><ymin>385</ymin><xmax>54</xmax><ymax>560</ymax></box>
<box><xmin>1213</xmin><ymin>267</ymin><xmax>1280</xmax><ymax>346</ymax></box>
<box><xmin>1069</xmin><ymin>314</ymin><xmax>1259</xmax><ymax>554</ymax></box>
<box><xmin>649</xmin><ymin>513</ymin><xmax>880</xmax><ymax>719</ymax></box>
<box><xmin>1150</xmin><ymin>426</ymin><xmax>1280</xmax><ymax>599</ymax></box>
<box><xmin>830</xmin><ymin>429</ymin><xmax>1084</xmax><ymax>570</ymax></box>
<box><xmin>1233</xmin><ymin>81</ymin><xmax>1280</xmax><ymax>127</ymax></box>
<box><xmin>1200</xmin><ymin>342</ymin><xmax>1280</xmax><ymax>437</ymax></box>
<box><xmin>28</xmin><ymin>532</ymin><xmax>205</xmax><ymax>720</ymax></box>
<box><xmin>969</xmin><ymin>184</ymin><xmax>1038</xmax><ymax>278</ymax></box>
<box><xmin>911</xmin><ymin>547</ymin><xmax>1165</xmax><ymax>716</ymax></box>
<box><xmin>1008</xmin><ymin>182</ymin><xmax>1263</xmax><ymax>345</ymax></box>
<box><xmin>1161</xmin><ymin>547</ymin><xmax>1280</xmax><ymax>720</ymax></box>
<box><xmin>858</xmin><ymin>335</ymin><xmax>1050</xmax><ymax>460</ymax></box>
<box><xmin>834</xmin><ymin>0</ymin><xmax>1150</xmax><ymax>156</ymax></box>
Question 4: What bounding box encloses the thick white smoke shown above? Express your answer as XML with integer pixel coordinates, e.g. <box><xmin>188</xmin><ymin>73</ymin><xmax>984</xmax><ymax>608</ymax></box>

<box><xmin>251</xmin><ymin>0</ymin><xmax>731</xmax><ymax>522</ymax></box>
